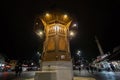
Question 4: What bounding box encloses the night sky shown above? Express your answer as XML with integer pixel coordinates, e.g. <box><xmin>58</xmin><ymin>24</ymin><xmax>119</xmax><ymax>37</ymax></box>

<box><xmin>0</xmin><ymin>0</ymin><xmax>120</xmax><ymax>61</ymax></box>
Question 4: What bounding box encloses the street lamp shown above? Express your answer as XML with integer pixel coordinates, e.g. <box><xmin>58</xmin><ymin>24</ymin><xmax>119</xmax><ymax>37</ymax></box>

<box><xmin>72</xmin><ymin>23</ymin><xmax>78</xmax><ymax>27</ymax></box>
<box><xmin>69</xmin><ymin>31</ymin><xmax>75</xmax><ymax>37</ymax></box>
<box><xmin>77</xmin><ymin>50</ymin><xmax>81</xmax><ymax>56</ymax></box>
<box><xmin>76</xmin><ymin>50</ymin><xmax>81</xmax><ymax>63</ymax></box>
<box><xmin>36</xmin><ymin>30</ymin><xmax>44</xmax><ymax>38</ymax></box>
<box><xmin>76</xmin><ymin>50</ymin><xmax>83</xmax><ymax>68</ymax></box>
<box><xmin>69</xmin><ymin>30</ymin><xmax>77</xmax><ymax>40</ymax></box>
<box><xmin>45</xmin><ymin>13</ymin><xmax>50</xmax><ymax>17</ymax></box>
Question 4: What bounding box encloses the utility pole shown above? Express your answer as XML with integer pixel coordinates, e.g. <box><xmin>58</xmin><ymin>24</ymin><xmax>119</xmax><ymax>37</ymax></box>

<box><xmin>95</xmin><ymin>36</ymin><xmax>104</xmax><ymax>56</ymax></box>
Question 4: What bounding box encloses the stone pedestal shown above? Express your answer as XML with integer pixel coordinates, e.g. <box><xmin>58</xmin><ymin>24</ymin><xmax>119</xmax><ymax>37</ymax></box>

<box><xmin>35</xmin><ymin>71</ymin><xmax>56</xmax><ymax>80</ymax></box>
<box><xmin>41</xmin><ymin>61</ymin><xmax>73</xmax><ymax>80</ymax></box>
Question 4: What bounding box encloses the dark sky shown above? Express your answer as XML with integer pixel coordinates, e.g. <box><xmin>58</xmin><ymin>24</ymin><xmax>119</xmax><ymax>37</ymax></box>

<box><xmin>0</xmin><ymin>0</ymin><xmax>120</xmax><ymax>61</ymax></box>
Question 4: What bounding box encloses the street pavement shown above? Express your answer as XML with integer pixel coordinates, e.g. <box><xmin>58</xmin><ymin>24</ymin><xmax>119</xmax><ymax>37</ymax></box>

<box><xmin>94</xmin><ymin>71</ymin><xmax>120</xmax><ymax>80</ymax></box>
<box><xmin>74</xmin><ymin>69</ymin><xmax>120</xmax><ymax>80</ymax></box>
<box><xmin>0</xmin><ymin>71</ymin><xmax>35</xmax><ymax>80</ymax></box>
<box><xmin>0</xmin><ymin>70</ymin><xmax>120</xmax><ymax>80</ymax></box>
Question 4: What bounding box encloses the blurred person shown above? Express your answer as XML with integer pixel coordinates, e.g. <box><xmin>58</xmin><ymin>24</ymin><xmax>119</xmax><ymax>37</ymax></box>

<box><xmin>86</xmin><ymin>66</ymin><xmax>90</xmax><ymax>73</ymax></box>
<box><xmin>15</xmin><ymin>64</ymin><xmax>19</xmax><ymax>76</ymax></box>
<box><xmin>15</xmin><ymin>63</ymin><xmax>22</xmax><ymax>77</ymax></box>
<box><xmin>18</xmin><ymin>63</ymin><xmax>22</xmax><ymax>76</ymax></box>
<box><xmin>110</xmin><ymin>63</ymin><xmax>116</xmax><ymax>72</ymax></box>
<box><xmin>78</xmin><ymin>66</ymin><xmax>81</xmax><ymax>73</ymax></box>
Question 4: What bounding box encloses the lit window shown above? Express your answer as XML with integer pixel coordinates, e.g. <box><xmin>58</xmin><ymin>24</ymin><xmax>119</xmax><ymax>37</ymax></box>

<box><xmin>53</xmin><ymin>25</ymin><xmax>60</xmax><ymax>31</ymax></box>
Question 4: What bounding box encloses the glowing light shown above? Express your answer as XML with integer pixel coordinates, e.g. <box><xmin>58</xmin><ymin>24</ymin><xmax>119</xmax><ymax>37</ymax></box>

<box><xmin>45</xmin><ymin>13</ymin><xmax>50</xmax><ymax>17</ymax></box>
<box><xmin>73</xmin><ymin>23</ymin><xmax>77</xmax><ymax>27</ymax></box>
<box><xmin>77</xmin><ymin>50</ymin><xmax>81</xmax><ymax>56</ymax></box>
<box><xmin>63</xmin><ymin>14</ymin><xmax>68</xmax><ymax>19</ymax></box>
<box><xmin>53</xmin><ymin>25</ymin><xmax>60</xmax><ymax>31</ymax></box>
<box><xmin>81</xmin><ymin>64</ymin><xmax>83</xmax><ymax>67</ymax></box>
<box><xmin>39</xmin><ymin>31</ymin><xmax>43</xmax><ymax>35</ymax></box>
<box><xmin>31</xmin><ymin>63</ymin><xmax>34</xmax><ymax>65</ymax></box>
<box><xmin>2</xmin><ymin>64</ymin><xmax>5</xmax><ymax>67</ymax></box>
<box><xmin>37</xmin><ymin>30</ymin><xmax>44</xmax><ymax>37</ymax></box>
<box><xmin>69</xmin><ymin>31</ymin><xmax>75</xmax><ymax>36</ymax></box>
<box><xmin>36</xmin><ymin>22</ymin><xmax>38</xmax><ymax>25</ymax></box>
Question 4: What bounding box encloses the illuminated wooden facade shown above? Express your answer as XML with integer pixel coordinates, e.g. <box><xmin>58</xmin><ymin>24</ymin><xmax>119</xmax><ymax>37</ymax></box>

<box><xmin>40</xmin><ymin>11</ymin><xmax>72</xmax><ymax>61</ymax></box>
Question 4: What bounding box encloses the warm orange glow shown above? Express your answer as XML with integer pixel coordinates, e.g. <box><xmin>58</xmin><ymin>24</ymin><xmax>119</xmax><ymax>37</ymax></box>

<box><xmin>45</xmin><ymin>13</ymin><xmax>50</xmax><ymax>17</ymax></box>
<box><xmin>39</xmin><ymin>11</ymin><xmax>73</xmax><ymax>61</ymax></box>
<box><xmin>63</xmin><ymin>14</ymin><xmax>68</xmax><ymax>19</ymax></box>
<box><xmin>70</xmin><ymin>31</ymin><xmax>75</xmax><ymax>36</ymax></box>
<box><xmin>39</xmin><ymin>31</ymin><xmax>43</xmax><ymax>35</ymax></box>
<box><xmin>53</xmin><ymin>25</ymin><xmax>60</xmax><ymax>32</ymax></box>
<box><xmin>36</xmin><ymin>30</ymin><xmax>43</xmax><ymax>37</ymax></box>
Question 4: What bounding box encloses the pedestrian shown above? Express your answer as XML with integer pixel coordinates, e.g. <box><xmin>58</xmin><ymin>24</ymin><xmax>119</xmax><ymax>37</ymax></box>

<box><xmin>110</xmin><ymin>63</ymin><xmax>115</xmax><ymax>72</ymax></box>
<box><xmin>89</xmin><ymin>65</ymin><xmax>94</xmax><ymax>73</ymax></box>
<box><xmin>15</xmin><ymin>64</ymin><xmax>19</xmax><ymax>76</ymax></box>
<box><xmin>78</xmin><ymin>66</ymin><xmax>81</xmax><ymax>73</ymax></box>
<box><xmin>18</xmin><ymin>63</ymin><xmax>22</xmax><ymax>76</ymax></box>
<box><xmin>86</xmin><ymin>66</ymin><xmax>90</xmax><ymax>73</ymax></box>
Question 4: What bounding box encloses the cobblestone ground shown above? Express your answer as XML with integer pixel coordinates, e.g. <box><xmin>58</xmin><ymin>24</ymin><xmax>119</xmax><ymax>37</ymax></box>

<box><xmin>0</xmin><ymin>70</ymin><xmax>120</xmax><ymax>80</ymax></box>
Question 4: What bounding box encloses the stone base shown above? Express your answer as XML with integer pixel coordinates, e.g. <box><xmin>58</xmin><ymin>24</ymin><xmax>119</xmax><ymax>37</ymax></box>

<box><xmin>34</xmin><ymin>71</ymin><xmax>56</xmax><ymax>80</ymax></box>
<box><xmin>34</xmin><ymin>72</ymin><xmax>96</xmax><ymax>80</ymax></box>
<box><xmin>74</xmin><ymin>77</ymin><xmax>96</xmax><ymax>80</ymax></box>
<box><xmin>41</xmin><ymin>61</ymin><xmax>73</xmax><ymax>80</ymax></box>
